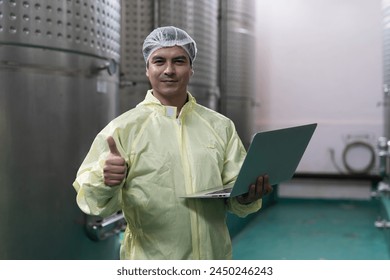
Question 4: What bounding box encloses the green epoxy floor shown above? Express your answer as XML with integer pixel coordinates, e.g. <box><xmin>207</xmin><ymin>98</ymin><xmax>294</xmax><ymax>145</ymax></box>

<box><xmin>232</xmin><ymin>199</ymin><xmax>390</xmax><ymax>260</ymax></box>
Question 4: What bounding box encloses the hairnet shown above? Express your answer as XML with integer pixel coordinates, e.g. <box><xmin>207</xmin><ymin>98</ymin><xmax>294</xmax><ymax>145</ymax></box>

<box><xmin>142</xmin><ymin>26</ymin><xmax>197</xmax><ymax>65</ymax></box>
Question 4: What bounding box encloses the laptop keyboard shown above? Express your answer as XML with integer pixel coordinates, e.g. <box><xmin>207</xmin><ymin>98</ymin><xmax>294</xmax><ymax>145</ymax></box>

<box><xmin>208</xmin><ymin>187</ymin><xmax>233</xmax><ymax>195</ymax></box>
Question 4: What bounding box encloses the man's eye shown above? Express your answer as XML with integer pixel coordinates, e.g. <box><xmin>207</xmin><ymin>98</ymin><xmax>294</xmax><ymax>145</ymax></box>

<box><xmin>152</xmin><ymin>59</ymin><xmax>165</xmax><ymax>64</ymax></box>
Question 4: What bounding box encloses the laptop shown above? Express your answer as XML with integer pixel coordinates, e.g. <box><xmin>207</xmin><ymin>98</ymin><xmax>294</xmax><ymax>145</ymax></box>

<box><xmin>183</xmin><ymin>123</ymin><xmax>317</xmax><ymax>198</ymax></box>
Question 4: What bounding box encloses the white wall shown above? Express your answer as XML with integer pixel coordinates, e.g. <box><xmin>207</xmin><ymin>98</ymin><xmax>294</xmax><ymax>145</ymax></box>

<box><xmin>254</xmin><ymin>0</ymin><xmax>384</xmax><ymax>175</ymax></box>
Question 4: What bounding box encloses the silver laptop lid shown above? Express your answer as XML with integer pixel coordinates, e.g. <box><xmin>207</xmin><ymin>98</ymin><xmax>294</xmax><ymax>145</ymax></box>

<box><xmin>230</xmin><ymin>123</ymin><xmax>317</xmax><ymax>197</ymax></box>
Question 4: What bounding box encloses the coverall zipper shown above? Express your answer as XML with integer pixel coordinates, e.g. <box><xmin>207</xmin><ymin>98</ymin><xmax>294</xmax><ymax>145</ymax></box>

<box><xmin>175</xmin><ymin>115</ymin><xmax>201</xmax><ymax>259</ymax></box>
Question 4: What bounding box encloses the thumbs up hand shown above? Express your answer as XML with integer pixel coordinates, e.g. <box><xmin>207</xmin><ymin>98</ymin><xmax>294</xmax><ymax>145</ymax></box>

<box><xmin>103</xmin><ymin>136</ymin><xmax>127</xmax><ymax>186</ymax></box>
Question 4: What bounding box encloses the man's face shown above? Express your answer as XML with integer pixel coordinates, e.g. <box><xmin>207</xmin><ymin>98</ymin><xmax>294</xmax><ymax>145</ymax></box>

<box><xmin>146</xmin><ymin>46</ymin><xmax>192</xmax><ymax>103</ymax></box>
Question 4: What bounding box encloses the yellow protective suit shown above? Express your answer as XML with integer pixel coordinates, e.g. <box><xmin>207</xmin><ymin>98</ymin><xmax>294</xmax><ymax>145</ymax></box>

<box><xmin>73</xmin><ymin>90</ymin><xmax>262</xmax><ymax>259</ymax></box>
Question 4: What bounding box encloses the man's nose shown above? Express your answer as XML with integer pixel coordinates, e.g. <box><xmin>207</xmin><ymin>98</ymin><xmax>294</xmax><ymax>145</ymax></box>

<box><xmin>164</xmin><ymin>62</ymin><xmax>175</xmax><ymax>75</ymax></box>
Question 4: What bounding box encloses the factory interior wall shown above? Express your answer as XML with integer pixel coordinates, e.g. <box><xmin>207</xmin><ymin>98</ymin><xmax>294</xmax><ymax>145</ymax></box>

<box><xmin>253</xmin><ymin>0</ymin><xmax>383</xmax><ymax>180</ymax></box>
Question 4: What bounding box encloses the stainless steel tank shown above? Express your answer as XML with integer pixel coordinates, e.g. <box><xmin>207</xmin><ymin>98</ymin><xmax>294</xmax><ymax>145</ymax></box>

<box><xmin>119</xmin><ymin>0</ymin><xmax>154</xmax><ymax>112</ymax></box>
<box><xmin>119</xmin><ymin>0</ymin><xmax>219</xmax><ymax>113</ymax></box>
<box><xmin>384</xmin><ymin>1</ymin><xmax>390</xmax><ymax>141</ymax></box>
<box><xmin>159</xmin><ymin>0</ymin><xmax>220</xmax><ymax>109</ymax></box>
<box><xmin>382</xmin><ymin>0</ymin><xmax>390</xmax><ymax>177</ymax></box>
<box><xmin>219</xmin><ymin>0</ymin><xmax>256</xmax><ymax>147</ymax></box>
<box><xmin>0</xmin><ymin>0</ymin><xmax>122</xmax><ymax>259</ymax></box>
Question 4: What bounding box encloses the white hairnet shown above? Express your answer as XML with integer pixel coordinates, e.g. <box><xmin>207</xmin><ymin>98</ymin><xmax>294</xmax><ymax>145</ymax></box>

<box><xmin>142</xmin><ymin>26</ymin><xmax>197</xmax><ymax>65</ymax></box>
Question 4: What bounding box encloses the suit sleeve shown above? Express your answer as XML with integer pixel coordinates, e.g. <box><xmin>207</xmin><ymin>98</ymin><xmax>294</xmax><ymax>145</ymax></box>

<box><xmin>72</xmin><ymin>126</ymin><xmax>127</xmax><ymax>218</ymax></box>
<box><xmin>222</xmin><ymin>122</ymin><xmax>262</xmax><ymax>218</ymax></box>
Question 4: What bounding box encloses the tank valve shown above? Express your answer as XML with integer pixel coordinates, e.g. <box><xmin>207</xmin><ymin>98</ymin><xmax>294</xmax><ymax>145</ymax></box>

<box><xmin>85</xmin><ymin>211</ymin><xmax>126</xmax><ymax>241</ymax></box>
<box><xmin>95</xmin><ymin>59</ymin><xmax>117</xmax><ymax>75</ymax></box>
<box><xmin>371</xmin><ymin>181</ymin><xmax>390</xmax><ymax>198</ymax></box>
<box><xmin>374</xmin><ymin>218</ymin><xmax>390</xmax><ymax>229</ymax></box>
<box><xmin>377</xmin><ymin>137</ymin><xmax>389</xmax><ymax>178</ymax></box>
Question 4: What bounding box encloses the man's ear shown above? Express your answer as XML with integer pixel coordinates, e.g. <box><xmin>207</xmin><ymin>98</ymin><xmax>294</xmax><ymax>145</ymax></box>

<box><xmin>146</xmin><ymin>67</ymin><xmax>149</xmax><ymax>77</ymax></box>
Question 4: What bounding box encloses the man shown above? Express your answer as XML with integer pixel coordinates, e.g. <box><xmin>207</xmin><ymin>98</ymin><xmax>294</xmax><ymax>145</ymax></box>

<box><xmin>73</xmin><ymin>26</ymin><xmax>272</xmax><ymax>259</ymax></box>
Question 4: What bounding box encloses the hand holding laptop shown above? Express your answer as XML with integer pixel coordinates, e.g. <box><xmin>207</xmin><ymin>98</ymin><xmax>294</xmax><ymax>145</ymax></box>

<box><xmin>183</xmin><ymin>123</ymin><xmax>317</xmax><ymax>199</ymax></box>
<box><xmin>236</xmin><ymin>174</ymin><xmax>273</xmax><ymax>204</ymax></box>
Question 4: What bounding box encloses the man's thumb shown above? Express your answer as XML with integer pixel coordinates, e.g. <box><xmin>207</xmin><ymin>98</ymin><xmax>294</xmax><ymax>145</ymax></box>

<box><xmin>107</xmin><ymin>136</ymin><xmax>120</xmax><ymax>156</ymax></box>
